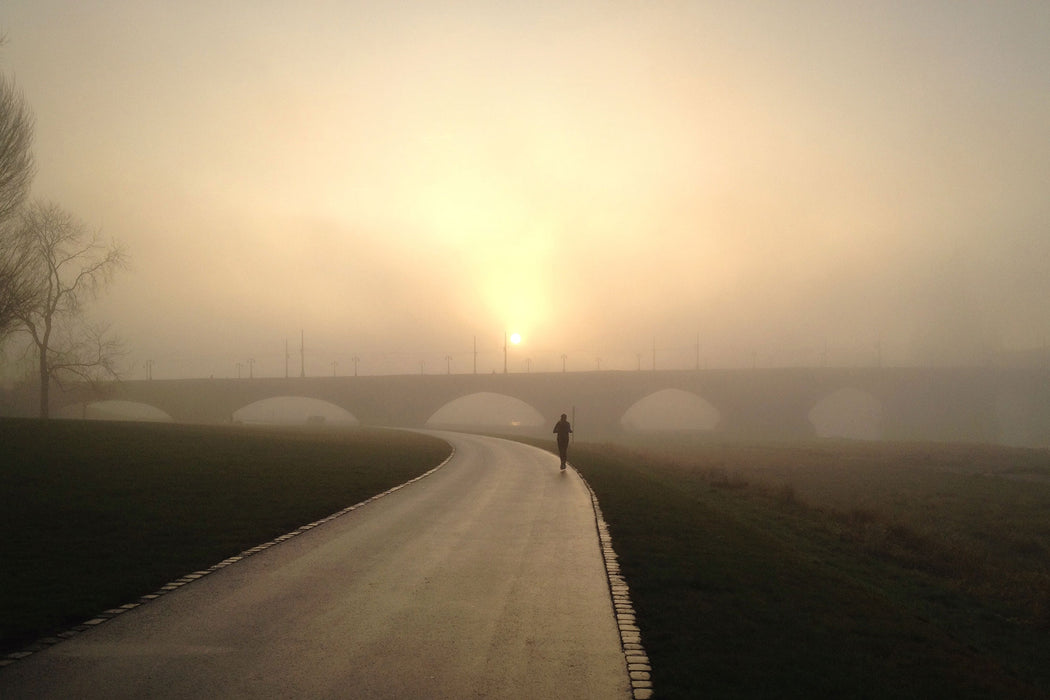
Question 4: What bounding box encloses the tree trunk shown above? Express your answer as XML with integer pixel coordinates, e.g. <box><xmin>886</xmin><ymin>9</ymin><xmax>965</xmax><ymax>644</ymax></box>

<box><xmin>38</xmin><ymin>346</ymin><xmax>50</xmax><ymax>419</ymax></box>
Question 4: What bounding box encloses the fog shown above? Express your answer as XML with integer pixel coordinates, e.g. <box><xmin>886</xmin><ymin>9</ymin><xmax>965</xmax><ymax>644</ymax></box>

<box><xmin>3</xmin><ymin>2</ymin><xmax>1049</xmax><ymax>380</ymax></box>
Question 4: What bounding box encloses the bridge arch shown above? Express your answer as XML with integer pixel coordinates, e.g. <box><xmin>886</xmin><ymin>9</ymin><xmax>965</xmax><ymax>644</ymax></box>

<box><xmin>620</xmin><ymin>388</ymin><xmax>721</xmax><ymax>432</ymax></box>
<box><xmin>424</xmin><ymin>392</ymin><xmax>546</xmax><ymax>430</ymax></box>
<box><xmin>425</xmin><ymin>391</ymin><xmax>545</xmax><ymax>429</ymax></box>
<box><xmin>808</xmin><ymin>387</ymin><xmax>882</xmax><ymax>440</ymax></box>
<box><xmin>55</xmin><ymin>400</ymin><xmax>174</xmax><ymax>422</ymax></box>
<box><xmin>232</xmin><ymin>396</ymin><xmax>359</xmax><ymax>425</ymax></box>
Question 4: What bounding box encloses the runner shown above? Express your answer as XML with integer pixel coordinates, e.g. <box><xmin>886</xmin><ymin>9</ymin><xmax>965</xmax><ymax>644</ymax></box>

<box><xmin>553</xmin><ymin>413</ymin><xmax>573</xmax><ymax>470</ymax></box>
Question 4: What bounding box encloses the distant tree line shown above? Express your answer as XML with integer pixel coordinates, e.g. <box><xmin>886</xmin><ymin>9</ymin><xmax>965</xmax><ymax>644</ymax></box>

<box><xmin>0</xmin><ymin>36</ymin><xmax>126</xmax><ymax>418</ymax></box>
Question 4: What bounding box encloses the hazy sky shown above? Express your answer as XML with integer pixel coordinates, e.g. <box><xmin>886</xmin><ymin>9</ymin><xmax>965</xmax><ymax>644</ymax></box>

<box><xmin>3</xmin><ymin>1</ymin><xmax>1049</xmax><ymax>378</ymax></box>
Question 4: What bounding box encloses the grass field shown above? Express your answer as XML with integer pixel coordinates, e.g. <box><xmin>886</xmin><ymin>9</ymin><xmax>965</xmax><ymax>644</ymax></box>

<box><xmin>5</xmin><ymin>419</ymin><xmax>1050</xmax><ymax>698</ymax></box>
<box><xmin>554</xmin><ymin>435</ymin><xmax>1050</xmax><ymax>699</ymax></box>
<box><xmin>0</xmin><ymin>418</ymin><xmax>451</xmax><ymax>656</ymax></box>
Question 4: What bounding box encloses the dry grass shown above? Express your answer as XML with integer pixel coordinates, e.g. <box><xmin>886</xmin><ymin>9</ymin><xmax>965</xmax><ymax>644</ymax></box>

<box><xmin>523</xmin><ymin>433</ymin><xmax>1050</xmax><ymax>698</ymax></box>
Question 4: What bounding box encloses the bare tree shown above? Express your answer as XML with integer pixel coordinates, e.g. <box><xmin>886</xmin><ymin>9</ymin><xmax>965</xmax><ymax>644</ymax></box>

<box><xmin>0</xmin><ymin>224</ymin><xmax>36</xmax><ymax>340</ymax></box>
<box><xmin>0</xmin><ymin>71</ymin><xmax>36</xmax><ymax>336</ymax></box>
<box><xmin>0</xmin><ymin>73</ymin><xmax>34</xmax><ymax>224</ymax></box>
<box><xmin>8</xmin><ymin>201</ymin><xmax>126</xmax><ymax>418</ymax></box>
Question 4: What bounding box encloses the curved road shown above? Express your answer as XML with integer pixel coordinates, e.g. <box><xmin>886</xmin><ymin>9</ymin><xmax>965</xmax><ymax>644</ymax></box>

<box><xmin>0</xmin><ymin>432</ymin><xmax>632</xmax><ymax>699</ymax></box>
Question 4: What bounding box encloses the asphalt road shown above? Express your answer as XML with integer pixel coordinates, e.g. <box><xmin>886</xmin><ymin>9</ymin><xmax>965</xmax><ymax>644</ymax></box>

<box><xmin>0</xmin><ymin>432</ymin><xmax>632</xmax><ymax>699</ymax></box>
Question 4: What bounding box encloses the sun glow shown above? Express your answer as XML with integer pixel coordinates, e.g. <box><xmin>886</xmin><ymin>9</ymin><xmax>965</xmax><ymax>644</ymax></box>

<box><xmin>510</xmin><ymin>332</ymin><xmax>522</xmax><ymax>345</ymax></box>
<box><xmin>473</xmin><ymin>224</ymin><xmax>558</xmax><ymax>343</ymax></box>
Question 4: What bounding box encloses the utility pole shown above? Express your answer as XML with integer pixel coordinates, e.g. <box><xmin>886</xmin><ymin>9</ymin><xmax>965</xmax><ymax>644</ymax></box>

<box><xmin>332</xmin><ymin>360</ymin><xmax>338</xmax><ymax>377</ymax></box>
<box><xmin>352</xmin><ymin>355</ymin><xmax>360</xmax><ymax>377</ymax></box>
<box><xmin>285</xmin><ymin>339</ymin><xmax>290</xmax><ymax>379</ymax></box>
<box><xmin>446</xmin><ymin>355</ymin><xmax>452</xmax><ymax>374</ymax></box>
<box><xmin>300</xmin><ymin>329</ymin><xmax>305</xmax><ymax>378</ymax></box>
<box><xmin>561</xmin><ymin>353</ymin><xmax>567</xmax><ymax>373</ymax></box>
<box><xmin>248</xmin><ymin>358</ymin><xmax>254</xmax><ymax>379</ymax></box>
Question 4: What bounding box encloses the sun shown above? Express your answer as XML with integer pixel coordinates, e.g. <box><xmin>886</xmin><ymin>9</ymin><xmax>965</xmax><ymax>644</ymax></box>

<box><xmin>509</xmin><ymin>332</ymin><xmax>522</xmax><ymax>345</ymax></box>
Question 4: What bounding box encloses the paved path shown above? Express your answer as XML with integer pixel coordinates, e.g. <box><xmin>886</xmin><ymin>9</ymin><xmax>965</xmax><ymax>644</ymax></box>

<box><xmin>0</xmin><ymin>432</ymin><xmax>632</xmax><ymax>699</ymax></box>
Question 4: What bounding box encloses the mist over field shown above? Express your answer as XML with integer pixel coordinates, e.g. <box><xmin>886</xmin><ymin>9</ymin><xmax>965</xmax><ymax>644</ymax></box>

<box><xmin>2</xmin><ymin>2</ymin><xmax>1049</xmax><ymax>381</ymax></box>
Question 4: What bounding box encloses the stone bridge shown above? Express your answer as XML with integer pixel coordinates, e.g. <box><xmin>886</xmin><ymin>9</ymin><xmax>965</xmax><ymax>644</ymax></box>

<box><xmin>44</xmin><ymin>366</ymin><xmax>1050</xmax><ymax>446</ymax></box>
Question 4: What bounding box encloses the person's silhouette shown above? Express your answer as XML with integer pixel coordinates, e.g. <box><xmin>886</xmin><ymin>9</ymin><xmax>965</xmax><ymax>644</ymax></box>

<box><xmin>553</xmin><ymin>413</ymin><xmax>573</xmax><ymax>470</ymax></box>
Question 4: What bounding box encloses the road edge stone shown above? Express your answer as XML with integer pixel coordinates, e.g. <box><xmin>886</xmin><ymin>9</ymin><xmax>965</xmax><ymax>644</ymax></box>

<box><xmin>572</xmin><ymin>463</ymin><xmax>656</xmax><ymax>700</ymax></box>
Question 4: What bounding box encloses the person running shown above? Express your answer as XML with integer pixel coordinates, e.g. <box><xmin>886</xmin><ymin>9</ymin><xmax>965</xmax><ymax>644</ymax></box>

<box><xmin>553</xmin><ymin>413</ymin><xmax>573</xmax><ymax>470</ymax></box>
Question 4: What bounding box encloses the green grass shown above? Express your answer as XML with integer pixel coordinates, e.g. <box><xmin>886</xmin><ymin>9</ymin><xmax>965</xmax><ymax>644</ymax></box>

<box><xmin>0</xmin><ymin>418</ymin><xmax>451</xmax><ymax>655</ymax></box>
<box><xmin>550</xmin><ymin>436</ymin><xmax>1050</xmax><ymax>699</ymax></box>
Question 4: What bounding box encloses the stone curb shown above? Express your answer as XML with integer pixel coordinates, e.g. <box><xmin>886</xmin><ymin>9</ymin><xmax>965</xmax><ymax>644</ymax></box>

<box><xmin>572</xmin><ymin>463</ymin><xmax>656</xmax><ymax>700</ymax></box>
<box><xmin>1</xmin><ymin>447</ymin><xmax>457</xmax><ymax>670</ymax></box>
